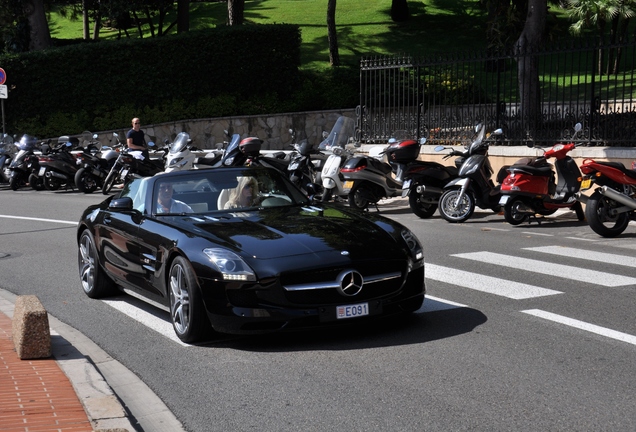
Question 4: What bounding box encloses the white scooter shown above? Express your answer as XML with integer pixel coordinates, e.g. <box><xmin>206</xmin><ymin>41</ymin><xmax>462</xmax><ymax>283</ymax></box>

<box><xmin>318</xmin><ymin>116</ymin><xmax>358</xmax><ymax>202</ymax></box>
<box><xmin>164</xmin><ymin>132</ymin><xmax>222</xmax><ymax>172</ymax></box>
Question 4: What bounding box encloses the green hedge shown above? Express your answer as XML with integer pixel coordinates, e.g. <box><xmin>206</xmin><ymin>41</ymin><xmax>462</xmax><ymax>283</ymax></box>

<box><xmin>0</xmin><ymin>24</ymin><xmax>361</xmax><ymax>137</ymax></box>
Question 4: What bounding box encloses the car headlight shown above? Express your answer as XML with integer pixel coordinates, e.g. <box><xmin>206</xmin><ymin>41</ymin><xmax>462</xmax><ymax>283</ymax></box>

<box><xmin>203</xmin><ymin>248</ymin><xmax>256</xmax><ymax>281</ymax></box>
<box><xmin>401</xmin><ymin>229</ymin><xmax>424</xmax><ymax>267</ymax></box>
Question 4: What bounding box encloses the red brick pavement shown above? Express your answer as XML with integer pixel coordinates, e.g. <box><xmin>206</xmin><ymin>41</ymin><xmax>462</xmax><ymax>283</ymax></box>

<box><xmin>0</xmin><ymin>311</ymin><xmax>93</xmax><ymax>432</ymax></box>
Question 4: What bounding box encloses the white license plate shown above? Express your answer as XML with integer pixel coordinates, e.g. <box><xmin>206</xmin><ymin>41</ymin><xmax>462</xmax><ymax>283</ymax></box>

<box><xmin>120</xmin><ymin>168</ymin><xmax>129</xmax><ymax>178</ymax></box>
<box><xmin>337</xmin><ymin>302</ymin><xmax>369</xmax><ymax>319</ymax></box>
<box><xmin>38</xmin><ymin>167</ymin><xmax>46</xmax><ymax>176</ymax></box>
<box><xmin>499</xmin><ymin>195</ymin><xmax>509</xmax><ymax>205</ymax></box>
<box><xmin>402</xmin><ymin>179</ymin><xmax>411</xmax><ymax>190</ymax></box>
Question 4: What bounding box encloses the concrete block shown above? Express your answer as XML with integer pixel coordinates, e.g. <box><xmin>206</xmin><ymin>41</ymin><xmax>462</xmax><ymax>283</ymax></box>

<box><xmin>12</xmin><ymin>295</ymin><xmax>51</xmax><ymax>359</ymax></box>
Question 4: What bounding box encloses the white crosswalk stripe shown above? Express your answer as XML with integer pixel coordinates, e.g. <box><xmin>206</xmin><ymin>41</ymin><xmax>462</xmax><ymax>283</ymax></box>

<box><xmin>426</xmin><ymin>263</ymin><xmax>562</xmax><ymax>299</ymax></box>
<box><xmin>451</xmin><ymin>251</ymin><xmax>636</xmax><ymax>287</ymax></box>
<box><xmin>524</xmin><ymin>246</ymin><xmax>636</xmax><ymax>268</ymax></box>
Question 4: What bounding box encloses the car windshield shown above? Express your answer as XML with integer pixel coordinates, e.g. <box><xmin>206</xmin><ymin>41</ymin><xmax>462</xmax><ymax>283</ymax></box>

<box><xmin>119</xmin><ymin>168</ymin><xmax>310</xmax><ymax>216</ymax></box>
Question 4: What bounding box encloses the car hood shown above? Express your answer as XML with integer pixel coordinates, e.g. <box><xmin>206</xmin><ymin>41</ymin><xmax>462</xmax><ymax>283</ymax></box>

<box><xmin>179</xmin><ymin>205</ymin><xmax>404</xmax><ymax>259</ymax></box>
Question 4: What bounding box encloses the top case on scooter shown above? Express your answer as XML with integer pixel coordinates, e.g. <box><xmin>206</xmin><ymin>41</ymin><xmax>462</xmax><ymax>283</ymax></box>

<box><xmin>385</xmin><ymin>139</ymin><xmax>420</xmax><ymax>163</ymax></box>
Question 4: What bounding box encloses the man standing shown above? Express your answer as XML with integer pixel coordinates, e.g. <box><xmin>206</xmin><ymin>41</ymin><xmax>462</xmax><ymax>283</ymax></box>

<box><xmin>126</xmin><ymin>117</ymin><xmax>148</xmax><ymax>159</ymax></box>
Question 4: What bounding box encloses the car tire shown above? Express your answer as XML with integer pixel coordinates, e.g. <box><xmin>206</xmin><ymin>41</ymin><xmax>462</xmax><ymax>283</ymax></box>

<box><xmin>78</xmin><ymin>230</ymin><xmax>117</xmax><ymax>299</ymax></box>
<box><xmin>169</xmin><ymin>256</ymin><xmax>211</xmax><ymax>343</ymax></box>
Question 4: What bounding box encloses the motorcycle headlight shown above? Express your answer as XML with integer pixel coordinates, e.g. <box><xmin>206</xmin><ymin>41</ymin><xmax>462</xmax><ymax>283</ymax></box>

<box><xmin>203</xmin><ymin>248</ymin><xmax>256</xmax><ymax>281</ymax></box>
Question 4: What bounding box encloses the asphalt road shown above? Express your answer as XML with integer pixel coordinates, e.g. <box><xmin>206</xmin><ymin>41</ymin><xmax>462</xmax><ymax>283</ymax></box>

<box><xmin>1</xmin><ymin>184</ymin><xmax>635</xmax><ymax>431</ymax></box>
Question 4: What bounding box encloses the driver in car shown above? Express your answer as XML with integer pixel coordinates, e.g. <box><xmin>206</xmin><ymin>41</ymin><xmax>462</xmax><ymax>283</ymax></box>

<box><xmin>156</xmin><ymin>182</ymin><xmax>193</xmax><ymax>214</ymax></box>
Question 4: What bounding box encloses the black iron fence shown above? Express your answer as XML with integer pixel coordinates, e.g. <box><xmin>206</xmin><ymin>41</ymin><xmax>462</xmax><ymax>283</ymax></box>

<box><xmin>358</xmin><ymin>38</ymin><xmax>636</xmax><ymax>146</ymax></box>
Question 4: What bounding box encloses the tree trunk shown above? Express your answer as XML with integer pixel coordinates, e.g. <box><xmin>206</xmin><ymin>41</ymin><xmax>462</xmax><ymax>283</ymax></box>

<box><xmin>177</xmin><ymin>0</ymin><xmax>190</xmax><ymax>33</ymax></box>
<box><xmin>327</xmin><ymin>0</ymin><xmax>339</xmax><ymax>66</ymax></box>
<box><xmin>82</xmin><ymin>0</ymin><xmax>90</xmax><ymax>40</ymax></box>
<box><xmin>23</xmin><ymin>0</ymin><xmax>51</xmax><ymax>51</ymax></box>
<box><xmin>514</xmin><ymin>0</ymin><xmax>546</xmax><ymax>132</ymax></box>
<box><xmin>92</xmin><ymin>10</ymin><xmax>101</xmax><ymax>40</ymax></box>
<box><xmin>228</xmin><ymin>0</ymin><xmax>245</xmax><ymax>26</ymax></box>
<box><xmin>391</xmin><ymin>0</ymin><xmax>410</xmax><ymax>22</ymax></box>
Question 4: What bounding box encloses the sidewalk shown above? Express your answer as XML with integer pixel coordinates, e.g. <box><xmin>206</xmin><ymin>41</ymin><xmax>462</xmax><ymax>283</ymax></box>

<box><xmin>0</xmin><ymin>290</ymin><xmax>185</xmax><ymax>432</ymax></box>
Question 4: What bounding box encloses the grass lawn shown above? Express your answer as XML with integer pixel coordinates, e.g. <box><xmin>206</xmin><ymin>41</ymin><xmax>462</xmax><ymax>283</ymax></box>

<box><xmin>48</xmin><ymin>0</ymin><xmax>492</xmax><ymax>70</ymax></box>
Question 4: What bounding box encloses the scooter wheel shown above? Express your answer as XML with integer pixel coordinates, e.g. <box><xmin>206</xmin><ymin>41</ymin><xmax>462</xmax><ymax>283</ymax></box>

<box><xmin>438</xmin><ymin>188</ymin><xmax>474</xmax><ymax>223</ymax></box>
<box><xmin>9</xmin><ymin>176</ymin><xmax>19</xmax><ymax>191</ymax></box>
<box><xmin>408</xmin><ymin>192</ymin><xmax>437</xmax><ymax>219</ymax></box>
<box><xmin>28</xmin><ymin>174</ymin><xmax>44</xmax><ymax>191</ymax></box>
<box><xmin>348</xmin><ymin>183</ymin><xmax>372</xmax><ymax>210</ymax></box>
<box><xmin>44</xmin><ymin>176</ymin><xmax>61</xmax><ymax>191</ymax></box>
<box><xmin>585</xmin><ymin>190</ymin><xmax>629</xmax><ymax>237</ymax></box>
<box><xmin>75</xmin><ymin>168</ymin><xmax>98</xmax><ymax>194</ymax></box>
<box><xmin>504</xmin><ymin>199</ymin><xmax>529</xmax><ymax>226</ymax></box>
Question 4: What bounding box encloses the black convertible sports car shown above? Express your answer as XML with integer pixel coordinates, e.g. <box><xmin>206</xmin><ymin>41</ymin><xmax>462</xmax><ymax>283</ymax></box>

<box><xmin>77</xmin><ymin>166</ymin><xmax>425</xmax><ymax>343</ymax></box>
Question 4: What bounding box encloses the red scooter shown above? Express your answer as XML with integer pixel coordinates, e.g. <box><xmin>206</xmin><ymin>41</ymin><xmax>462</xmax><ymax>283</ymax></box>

<box><xmin>499</xmin><ymin>123</ymin><xmax>585</xmax><ymax>225</ymax></box>
<box><xmin>577</xmin><ymin>157</ymin><xmax>636</xmax><ymax>237</ymax></box>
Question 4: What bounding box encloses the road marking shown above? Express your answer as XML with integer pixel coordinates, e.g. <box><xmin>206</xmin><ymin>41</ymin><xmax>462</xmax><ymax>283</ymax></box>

<box><xmin>103</xmin><ymin>299</ymin><xmax>188</xmax><ymax>346</ymax></box>
<box><xmin>418</xmin><ymin>295</ymin><xmax>466</xmax><ymax>312</ymax></box>
<box><xmin>564</xmin><ymin>237</ymin><xmax>599</xmax><ymax>242</ymax></box>
<box><xmin>522</xmin><ymin>309</ymin><xmax>636</xmax><ymax>346</ymax></box>
<box><xmin>426</xmin><ymin>264</ymin><xmax>562</xmax><ymax>299</ymax></box>
<box><xmin>0</xmin><ymin>214</ymin><xmax>77</xmax><ymax>225</ymax></box>
<box><xmin>525</xmin><ymin>246</ymin><xmax>636</xmax><ymax>268</ymax></box>
<box><xmin>452</xmin><ymin>251</ymin><xmax>636</xmax><ymax>287</ymax></box>
<box><xmin>521</xmin><ymin>231</ymin><xmax>553</xmax><ymax>236</ymax></box>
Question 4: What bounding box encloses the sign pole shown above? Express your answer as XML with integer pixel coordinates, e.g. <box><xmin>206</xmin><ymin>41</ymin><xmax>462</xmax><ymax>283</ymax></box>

<box><xmin>1</xmin><ymin>99</ymin><xmax>4</xmax><ymax>135</ymax></box>
<box><xmin>0</xmin><ymin>68</ymin><xmax>6</xmax><ymax>135</ymax></box>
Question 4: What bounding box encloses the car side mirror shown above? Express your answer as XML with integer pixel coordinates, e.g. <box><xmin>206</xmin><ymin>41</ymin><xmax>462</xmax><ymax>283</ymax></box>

<box><xmin>109</xmin><ymin>197</ymin><xmax>133</xmax><ymax>211</ymax></box>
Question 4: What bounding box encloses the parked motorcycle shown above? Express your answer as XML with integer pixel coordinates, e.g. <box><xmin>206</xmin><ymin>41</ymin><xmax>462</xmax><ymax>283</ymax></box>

<box><xmin>164</xmin><ymin>132</ymin><xmax>222</xmax><ymax>173</ymax></box>
<box><xmin>437</xmin><ymin>124</ymin><xmax>507</xmax><ymax>223</ymax></box>
<box><xmin>287</xmin><ymin>130</ymin><xmax>327</xmax><ymax>195</ymax></box>
<box><xmin>499</xmin><ymin>123</ymin><xmax>585</xmax><ymax>225</ymax></box>
<box><xmin>74</xmin><ymin>131</ymin><xmax>121</xmax><ymax>193</ymax></box>
<box><xmin>319</xmin><ymin>116</ymin><xmax>358</xmax><ymax>203</ymax></box>
<box><xmin>577</xmin><ymin>155</ymin><xmax>636</xmax><ymax>237</ymax></box>
<box><xmin>340</xmin><ymin>131</ymin><xmax>426</xmax><ymax>211</ymax></box>
<box><xmin>8</xmin><ymin>135</ymin><xmax>42</xmax><ymax>191</ymax></box>
<box><xmin>0</xmin><ymin>134</ymin><xmax>15</xmax><ymax>183</ymax></box>
<box><xmin>401</xmin><ymin>143</ymin><xmax>464</xmax><ymax>218</ymax></box>
<box><xmin>34</xmin><ymin>136</ymin><xmax>81</xmax><ymax>191</ymax></box>
<box><xmin>102</xmin><ymin>133</ymin><xmax>166</xmax><ymax>194</ymax></box>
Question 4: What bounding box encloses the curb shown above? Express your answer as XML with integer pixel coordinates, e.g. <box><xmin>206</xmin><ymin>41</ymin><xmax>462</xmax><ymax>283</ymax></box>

<box><xmin>0</xmin><ymin>288</ymin><xmax>186</xmax><ymax>432</ymax></box>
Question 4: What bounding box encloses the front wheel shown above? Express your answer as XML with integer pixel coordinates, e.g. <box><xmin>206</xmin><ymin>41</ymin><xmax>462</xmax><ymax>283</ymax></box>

<box><xmin>438</xmin><ymin>188</ymin><xmax>475</xmax><ymax>223</ymax></box>
<box><xmin>504</xmin><ymin>198</ymin><xmax>529</xmax><ymax>226</ymax></box>
<box><xmin>102</xmin><ymin>166</ymin><xmax>120</xmax><ymax>194</ymax></box>
<box><xmin>78</xmin><ymin>230</ymin><xmax>117</xmax><ymax>298</ymax></box>
<box><xmin>75</xmin><ymin>168</ymin><xmax>98</xmax><ymax>194</ymax></box>
<box><xmin>585</xmin><ymin>190</ymin><xmax>630</xmax><ymax>237</ymax></box>
<box><xmin>169</xmin><ymin>256</ymin><xmax>211</xmax><ymax>343</ymax></box>
<box><xmin>9</xmin><ymin>174</ymin><xmax>20</xmax><ymax>191</ymax></box>
<box><xmin>408</xmin><ymin>191</ymin><xmax>437</xmax><ymax>218</ymax></box>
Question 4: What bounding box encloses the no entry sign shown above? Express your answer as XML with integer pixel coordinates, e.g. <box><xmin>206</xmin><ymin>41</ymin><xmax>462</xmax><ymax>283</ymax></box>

<box><xmin>0</xmin><ymin>68</ymin><xmax>5</xmax><ymax>85</ymax></box>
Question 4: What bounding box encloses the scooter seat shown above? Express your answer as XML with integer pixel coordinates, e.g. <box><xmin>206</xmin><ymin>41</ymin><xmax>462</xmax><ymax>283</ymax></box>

<box><xmin>507</xmin><ymin>164</ymin><xmax>552</xmax><ymax>177</ymax></box>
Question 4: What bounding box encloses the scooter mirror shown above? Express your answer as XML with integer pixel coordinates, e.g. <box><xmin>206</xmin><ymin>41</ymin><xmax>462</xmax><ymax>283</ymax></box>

<box><xmin>574</xmin><ymin>123</ymin><xmax>582</xmax><ymax>132</ymax></box>
<box><xmin>434</xmin><ymin>145</ymin><xmax>446</xmax><ymax>152</ymax></box>
<box><xmin>419</xmin><ymin>137</ymin><xmax>427</xmax><ymax>145</ymax></box>
<box><xmin>322</xmin><ymin>131</ymin><xmax>329</xmax><ymax>139</ymax></box>
<box><xmin>493</xmin><ymin>128</ymin><xmax>503</xmax><ymax>135</ymax></box>
<box><xmin>526</xmin><ymin>142</ymin><xmax>535</xmax><ymax>148</ymax></box>
<box><xmin>148</xmin><ymin>141</ymin><xmax>155</xmax><ymax>147</ymax></box>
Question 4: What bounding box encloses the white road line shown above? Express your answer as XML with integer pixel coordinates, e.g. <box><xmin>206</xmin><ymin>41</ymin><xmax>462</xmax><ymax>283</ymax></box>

<box><xmin>525</xmin><ymin>246</ymin><xmax>636</xmax><ymax>268</ymax></box>
<box><xmin>418</xmin><ymin>295</ymin><xmax>466</xmax><ymax>312</ymax></box>
<box><xmin>521</xmin><ymin>231</ymin><xmax>553</xmax><ymax>236</ymax></box>
<box><xmin>564</xmin><ymin>237</ymin><xmax>599</xmax><ymax>242</ymax></box>
<box><xmin>452</xmin><ymin>251</ymin><xmax>636</xmax><ymax>287</ymax></box>
<box><xmin>0</xmin><ymin>214</ymin><xmax>77</xmax><ymax>225</ymax></box>
<box><xmin>103</xmin><ymin>299</ymin><xmax>188</xmax><ymax>346</ymax></box>
<box><xmin>426</xmin><ymin>264</ymin><xmax>562</xmax><ymax>299</ymax></box>
<box><xmin>522</xmin><ymin>309</ymin><xmax>636</xmax><ymax>346</ymax></box>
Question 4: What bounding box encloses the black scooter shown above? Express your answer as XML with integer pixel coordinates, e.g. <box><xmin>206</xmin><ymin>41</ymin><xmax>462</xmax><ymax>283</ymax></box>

<box><xmin>35</xmin><ymin>136</ymin><xmax>80</xmax><ymax>191</ymax></box>
<box><xmin>0</xmin><ymin>134</ymin><xmax>15</xmax><ymax>183</ymax></box>
<box><xmin>8</xmin><ymin>135</ymin><xmax>42</xmax><ymax>191</ymax></box>
<box><xmin>74</xmin><ymin>132</ymin><xmax>121</xmax><ymax>193</ymax></box>
<box><xmin>437</xmin><ymin>124</ymin><xmax>507</xmax><ymax>223</ymax></box>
